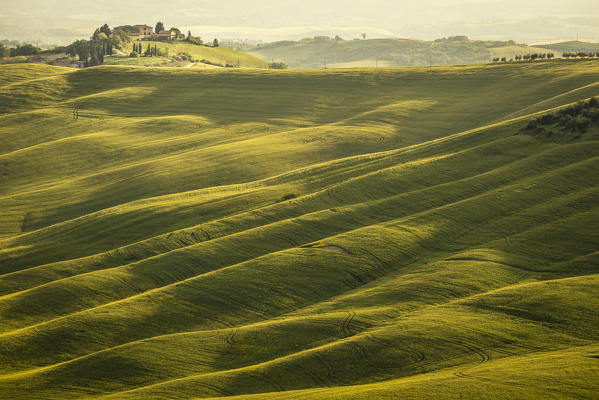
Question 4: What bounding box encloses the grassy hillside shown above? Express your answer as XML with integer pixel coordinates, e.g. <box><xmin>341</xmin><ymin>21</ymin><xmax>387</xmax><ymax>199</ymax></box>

<box><xmin>0</xmin><ymin>60</ymin><xmax>599</xmax><ymax>399</ymax></box>
<box><xmin>246</xmin><ymin>38</ymin><xmax>548</xmax><ymax>68</ymax></box>
<box><xmin>105</xmin><ymin>40</ymin><xmax>269</xmax><ymax>68</ymax></box>
<box><xmin>537</xmin><ymin>40</ymin><xmax>599</xmax><ymax>54</ymax></box>
<box><xmin>143</xmin><ymin>40</ymin><xmax>269</xmax><ymax>68</ymax></box>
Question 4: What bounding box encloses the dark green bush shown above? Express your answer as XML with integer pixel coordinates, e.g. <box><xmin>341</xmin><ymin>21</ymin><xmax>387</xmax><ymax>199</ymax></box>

<box><xmin>524</xmin><ymin>97</ymin><xmax>599</xmax><ymax>137</ymax></box>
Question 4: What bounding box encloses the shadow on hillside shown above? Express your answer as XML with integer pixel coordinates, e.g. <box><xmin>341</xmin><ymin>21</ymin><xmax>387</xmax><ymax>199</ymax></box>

<box><xmin>61</xmin><ymin>68</ymin><xmax>410</xmax><ymax>125</ymax></box>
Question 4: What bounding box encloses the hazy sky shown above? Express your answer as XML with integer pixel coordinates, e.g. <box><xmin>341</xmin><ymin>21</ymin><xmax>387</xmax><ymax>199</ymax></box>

<box><xmin>1</xmin><ymin>0</ymin><xmax>598</xmax><ymax>45</ymax></box>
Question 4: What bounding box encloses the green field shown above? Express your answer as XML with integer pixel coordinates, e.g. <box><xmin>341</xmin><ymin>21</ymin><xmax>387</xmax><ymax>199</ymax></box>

<box><xmin>246</xmin><ymin>38</ymin><xmax>552</xmax><ymax>68</ymax></box>
<box><xmin>537</xmin><ymin>40</ymin><xmax>599</xmax><ymax>54</ymax></box>
<box><xmin>1</xmin><ymin>60</ymin><xmax>599</xmax><ymax>399</ymax></box>
<box><xmin>108</xmin><ymin>41</ymin><xmax>270</xmax><ymax>68</ymax></box>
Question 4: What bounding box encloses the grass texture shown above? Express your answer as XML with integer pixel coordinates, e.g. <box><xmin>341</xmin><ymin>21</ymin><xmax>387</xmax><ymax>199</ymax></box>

<box><xmin>0</xmin><ymin>60</ymin><xmax>599</xmax><ymax>399</ymax></box>
<box><xmin>108</xmin><ymin>41</ymin><xmax>270</xmax><ymax>68</ymax></box>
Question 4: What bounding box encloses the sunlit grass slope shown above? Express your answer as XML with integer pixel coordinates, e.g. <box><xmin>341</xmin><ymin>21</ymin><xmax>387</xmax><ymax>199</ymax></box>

<box><xmin>1</xmin><ymin>60</ymin><xmax>599</xmax><ymax>399</ymax></box>
<box><xmin>537</xmin><ymin>40</ymin><xmax>599</xmax><ymax>54</ymax></box>
<box><xmin>109</xmin><ymin>41</ymin><xmax>270</xmax><ymax>68</ymax></box>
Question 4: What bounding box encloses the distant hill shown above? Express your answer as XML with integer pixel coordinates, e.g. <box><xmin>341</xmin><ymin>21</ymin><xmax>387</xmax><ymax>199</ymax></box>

<box><xmin>246</xmin><ymin>37</ymin><xmax>545</xmax><ymax>68</ymax></box>
<box><xmin>536</xmin><ymin>40</ymin><xmax>599</xmax><ymax>54</ymax></box>
<box><xmin>106</xmin><ymin>40</ymin><xmax>269</xmax><ymax>69</ymax></box>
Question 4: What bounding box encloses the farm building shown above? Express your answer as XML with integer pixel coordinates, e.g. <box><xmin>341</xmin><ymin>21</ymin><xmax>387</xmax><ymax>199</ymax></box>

<box><xmin>156</xmin><ymin>30</ymin><xmax>177</xmax><ymax>41</ymax></box>
<box><xmin>114</xmin><ymin>25</ymin><xmax>154</xmax><ymax>39</ymax></box>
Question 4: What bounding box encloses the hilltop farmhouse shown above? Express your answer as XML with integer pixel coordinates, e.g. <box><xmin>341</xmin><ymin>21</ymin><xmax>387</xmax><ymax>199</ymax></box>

<box><xmin>113</xmin><ymin>25</ymin><xmax>177</xmax><ymax>41</ymax></box>
<box><xmin>114</xmin><ymin>25</ymin><xmax>154</xmax><ymax>39</ymax></box>
<box><xmin>156</xmin><ymin>30</ymin><xmax>177</xmax><ymax>41</ymax></box>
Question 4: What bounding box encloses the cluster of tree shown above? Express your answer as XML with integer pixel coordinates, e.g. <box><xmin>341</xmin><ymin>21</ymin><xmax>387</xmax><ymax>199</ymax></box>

<box><xmin>186</xmin><ymin>31</ymin><xmax>203</xmax><ymax>45</ymax></box>
<box><xmin>64</xmin><ymin>24</ymin><xmax>129</xmax><ymax>67</ymax></box>
<box><xmin>525</xmin><ymin>97</ymin><xmax>599</xmax><ymax>136</ymax></box>
<box><xmin>199</xmin><ymin>58</ymin><xmax>223</xmax><ymax>67</ymax></box>
<box><xmin>0</xmin><ymin>43</ymin><xmax>42</xmax><ymax>58</ymax></box>
<box><xmin>66</xmin><ymin>39</ymin><xmax>110</xmax><ymax>66</ymax></box>
<box><xmin>130</xmin><ymin>43</ymin><xmax>163</xmax><ymax>57</ymax></box>
<box><xmin>562</xmin><ymin>52</ymin><xmax>599</xmax><ymax>58</ymax></box>
<box><xmin>268</xmin><ymin>62</ymin><xmax>288</xmax><ymax>69</ymax></box>
<box><xmin>198</xmin><ymin>59</ymin><xmax>237</xmax><ymax>68</ymax></box>
<box><xmin>514</xmin><ymin>53</ymin><xmax>555</xmax><ymax>61</ymax></box>
<box><xmin>172</xmin><ymin>52</ymin><xmax>194</xmax><ymax>62</ymax></box>
<box><xmin>0</xmin><ymin>39</ymin><xmax>22</xmax><ymax>47</ymax></box>
<box><xmin>2</xmin><ymin>39</ymin><xmax>59</xmax><ymax>49</ymax></box>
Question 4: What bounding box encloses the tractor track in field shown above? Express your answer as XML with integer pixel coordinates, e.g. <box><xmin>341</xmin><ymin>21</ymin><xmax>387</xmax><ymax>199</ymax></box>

<box><xmin>451</xmin><ymin>361</ymin><xmax>589</xmax><ymax>400</ymax></box>
<box><xmin>224</xmin><ymin>328</ymin><xmax>238</xmax><ymax>346</ymax></box>
<box><xmin>247</xmin><ymin>372</ymin><xmax>286</xmax><ymax>393</ymax></box>
<box><xmin>365</xmin><ymin>334</ymin><xmax>427</xmax><ymax>363</ymax></box>
<box><xmin>347</xmin><ymin>341</ymin><xmax>393</xmax><ymax>370</ymax></box>
<box><xmin>294</xmin><ymin>363</ymin><xmax>329</xmax><ymax>388</ymax></box>
<box><xmin>194</xmin><ymin>382</ymin><xmax>233</xmax><ymax>396</ymax></box>
<box><xmin>341</xmin><ymin>311</ymin><xmax>357</xmax><ymax>337</ymax></box>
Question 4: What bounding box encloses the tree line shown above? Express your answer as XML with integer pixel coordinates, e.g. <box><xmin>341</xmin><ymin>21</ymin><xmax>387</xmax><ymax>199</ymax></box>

<box><xmin>515</xmin><ymin>53</ymin><xmax>555</xmax><ymax>61</ymax></box>
<box><xmin>0</xmin><ymin>43</ymin><xmax>41</xmax><ymax>58</ymax></box>
<box><xmin>130</xmin><ymin>43</ymin><xmax>163</xmax><ymax>57</ymax></box>
<box><xmin>493</xmin><ymin>53</ymin><xmax>556</xmax><ymax>62</ymax></box>
<box><xmin>562</xmin><ymin>52</ymin><xmax>599</xmax><ymax>59</ymax></box>
<box><xmin>492</xmin><ymin>51</ymin><xmax>599</xmax><ymax>63</ymax></box>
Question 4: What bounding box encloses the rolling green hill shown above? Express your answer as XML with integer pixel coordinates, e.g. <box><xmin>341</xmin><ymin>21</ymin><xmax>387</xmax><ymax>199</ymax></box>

<box><xmin>1</xmin><ymin>60</ymin><xmax>599</xmax><ymax>399</ymax></box>
<box><xmin>246</xmin><ymin>38</ymin><xmax>546</xmax><ymax>68</ymax></box>
<box><xmin>105</xmin><ymin>41</ymin><xmax>269</xmax><ymax>68</ymax></box>
<box><xmin>537</xmin><ymin>40</ymin><xmax>599</xmax><ymax>54</ymax></box>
